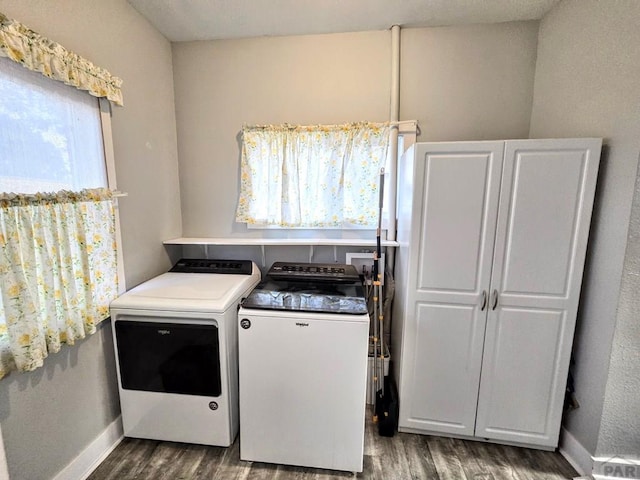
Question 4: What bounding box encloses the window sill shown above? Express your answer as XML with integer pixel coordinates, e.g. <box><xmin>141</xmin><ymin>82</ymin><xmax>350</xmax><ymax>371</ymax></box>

<box><xmin>163</xmin><ymin>237</ymin><xmax>399</xmax><ymax>247</ymax></box>
<box><xmin>163</xmin><ymin>237</ymin><xmax>398</xmax><ymax>265</ymax></box>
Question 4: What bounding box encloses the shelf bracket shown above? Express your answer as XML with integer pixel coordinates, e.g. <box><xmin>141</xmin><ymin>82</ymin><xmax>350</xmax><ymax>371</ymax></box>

<box><xmin>308</xmin><ymin>245</ymin><xmax>314</xmax><ymax>263</ymax></box>
<box><xmin>260</xmin><ymin>245</ymin><xmax>266</xmax><ymax>268</ymax></box>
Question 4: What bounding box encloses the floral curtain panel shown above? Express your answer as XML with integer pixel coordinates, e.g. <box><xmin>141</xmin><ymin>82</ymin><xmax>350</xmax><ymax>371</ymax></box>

<box><xmin>0</xmin><ymin>189</ymin><xmax>118</xmax><ymax>379</ymax></box>
<box><xmin>236</xmin><ymin>122</ymin><xmax>390</xmax><ymax>228</ymax></box>
<box><xmin>0</xmin><ymin>12</ymin><xmax>123</xmax><ymax>106</ymax></box>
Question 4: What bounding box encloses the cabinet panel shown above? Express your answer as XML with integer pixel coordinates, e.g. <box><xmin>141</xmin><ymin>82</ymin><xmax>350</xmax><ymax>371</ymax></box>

<box><xmin>477</xmin><ymin>138</ymin><xmax>601</xmax><ymax>448</ymax></box>
<box><xmin>398</xmin><ymin>141</ymin><xmax>504</xmax><ymax>437</ymax></box>
<box><xmin>403</xmin><ymin>302</ymin><xmax>485</xmax><ymax>436</ymax></box>
<box><xmin>474</xmin><ymin>308</ymin><xmax>564</xmax><ymax>446</ymax></box>
<box><xmin>418</xmin><ymin>151</ymin><xmax>500</xmax><ymax>292</ymax></box>
<box><xmin>497</xmin><ymin>147</ymin><xmax>587</xmax><ymax>297</ymax></box>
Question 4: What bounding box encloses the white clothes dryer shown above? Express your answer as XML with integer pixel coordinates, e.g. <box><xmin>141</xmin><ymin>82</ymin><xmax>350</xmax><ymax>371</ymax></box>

<box><xmin>110</xmin><ymin>259</ymin><xmax>260</xmax><ymax>446</ymax></box>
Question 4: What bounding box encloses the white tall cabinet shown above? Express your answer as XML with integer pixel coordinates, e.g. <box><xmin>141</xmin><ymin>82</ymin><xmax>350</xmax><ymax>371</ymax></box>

<box><xmin>392</xmin><ymin>139</ymin><xmax>601</xmax><ymax>449</ymax></box>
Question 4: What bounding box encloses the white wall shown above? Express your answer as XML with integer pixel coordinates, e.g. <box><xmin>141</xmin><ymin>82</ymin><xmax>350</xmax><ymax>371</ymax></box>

<box><xmin>530</xmin><ymin>0</ymin><xmax>640</xmax><ymax>459</ymax></box>
<box><xmin>172</xmin><ymin>31</ymin><xmax>390</xmax><ymax>238</ymax></box>
<box><xmin>401</xmin><ymin>21</ymin><xmax>538</xmax><ymax>142</ymax></box>
<box><xmin>172</xmin><ymin>22</ymin><xmax>539</xmax><ymax>239</ymax></box>
<box><xmin>0</xmin><ymin>0</ymin><xmax>181</xmax><ymax>478</ymax></box>
<box><xmin>0</xmin><ymin>325</ymin><xmax>119</xmax><ymax>480</ymax></box>
<box><xmin>596</xmin><ymin>158</ymin><xmax>640</xmax><ymax>456</ymax></box>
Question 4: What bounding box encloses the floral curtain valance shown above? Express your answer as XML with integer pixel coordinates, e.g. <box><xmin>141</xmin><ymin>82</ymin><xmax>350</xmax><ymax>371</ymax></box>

<box><xmin>236</xmin><ymin>122</ymin><xmax>390</xmax><ymax>228</ymax></box>
<box><xmin>0</xmin><ymin>12</ymin><xmax>123</xmax><ymax>106</ymax></box>
<box><xmin>0</xmin><ymin>188</ymin><xmax>119</xmax><ymax>379</ymax></box>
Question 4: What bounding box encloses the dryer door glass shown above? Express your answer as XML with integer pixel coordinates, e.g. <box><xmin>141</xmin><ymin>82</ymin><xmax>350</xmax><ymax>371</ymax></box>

<box><xmin>115</xmin><ymin>320</ymin><xmax>222</xmax><ymax>396</ymax></box>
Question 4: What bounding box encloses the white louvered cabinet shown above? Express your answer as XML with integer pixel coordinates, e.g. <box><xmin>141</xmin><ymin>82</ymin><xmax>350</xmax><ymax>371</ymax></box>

<box><xmin>391</xmin><ymin>138</ymin><xmax>601</xmax><ymax>449</ymax></box>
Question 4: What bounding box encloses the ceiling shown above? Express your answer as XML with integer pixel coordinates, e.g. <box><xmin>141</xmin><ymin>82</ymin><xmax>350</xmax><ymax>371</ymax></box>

<box><xmin>127</xmin><ymin>0</ymin><xmax>561</xmax><ymax>42</ymax></box>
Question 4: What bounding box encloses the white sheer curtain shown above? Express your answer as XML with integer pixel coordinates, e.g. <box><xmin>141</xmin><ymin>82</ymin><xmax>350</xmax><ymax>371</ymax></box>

<box><xmin>236</xmin><ymin>122</ymin><xmax>390</xmax><ymax>228</ymax></box>
<box><xmin>0</xmin><ymin>189</ymin><xmax>118</xmax><ymax>379</ymax></box>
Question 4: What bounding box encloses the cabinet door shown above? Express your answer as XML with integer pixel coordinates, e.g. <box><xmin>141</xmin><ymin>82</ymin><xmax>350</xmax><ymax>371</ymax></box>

<box><xmin>399</xmin><ymin>142</ymin><xmax>503</xmax><ymax>436</ymax></box>
<box><xmin>475</xmin><ymin>139</ymin><xmax>601</xmax><ymax>448</ymax></box>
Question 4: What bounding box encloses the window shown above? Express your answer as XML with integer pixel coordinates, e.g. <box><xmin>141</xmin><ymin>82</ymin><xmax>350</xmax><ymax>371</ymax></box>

<box><xmin>0</xmin><ymin>56</ymin><xmax>107</xmax><ymax>193</ymax></box>
<box><xmin>0</xmin><ymin>55</ymin><xmax>121</xmax><ymax>378</ymax></box>
<box><xmin>235</xmin><ymin>122</ymin><xmax>391</xmax><ymax>229</ymax></box>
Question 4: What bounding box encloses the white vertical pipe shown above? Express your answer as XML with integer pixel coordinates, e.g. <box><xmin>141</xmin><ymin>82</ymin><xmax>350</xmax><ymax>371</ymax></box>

<box><xmin>388</xmin><ymin>25</ymin><xmax>400</xmax><ymax>245</ymax></box>
<box><xmin>390</xmin><ymin>25</ymin><xmax>401</xmax><ymax>124</ymax></box>
<box><xmin>384</xmin><ymin>24</ymin><xmax>401</xmax><ymax>350</ymax></box>
<box><xmin>387</xmin><ymin>23</ymin><xmax>401</xmax><ymax>276</ymax></box>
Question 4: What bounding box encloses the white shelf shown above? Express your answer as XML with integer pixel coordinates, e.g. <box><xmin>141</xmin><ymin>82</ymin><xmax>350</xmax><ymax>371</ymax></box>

<box><xmin>163</xmin><ymin>237</ymin><xmax>399</xmax><ymax>247</ymax></box>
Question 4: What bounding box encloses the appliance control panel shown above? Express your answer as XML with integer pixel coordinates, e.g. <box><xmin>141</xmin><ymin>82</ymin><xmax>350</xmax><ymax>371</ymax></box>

<box><xmin>169</xmin><ymin>258</ymin><xmax>253</xmax><ymax>275</ymax></box>
<box><xmin>268</xmin><ymin>262</ymin><xmax>360</xmax><ymax>282</ymax></box>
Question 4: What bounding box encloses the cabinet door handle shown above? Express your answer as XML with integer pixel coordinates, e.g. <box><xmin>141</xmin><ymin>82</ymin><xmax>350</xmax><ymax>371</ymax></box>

<box><xmin>492</xmin><ymin>289</ymin><xmax>499</xmax><ymax>310</ymax></box>
<box><xmin>480</xmin><ymin>290</ymin><xmax>487</xmax><ymax>311</ymax></box>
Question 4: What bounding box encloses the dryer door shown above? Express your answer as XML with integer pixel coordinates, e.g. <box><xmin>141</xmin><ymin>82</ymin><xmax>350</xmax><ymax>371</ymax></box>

<box><xmin>114</xmin><ymin>319</ymin><xmax>221</xmax><ymax>397</ymax></box>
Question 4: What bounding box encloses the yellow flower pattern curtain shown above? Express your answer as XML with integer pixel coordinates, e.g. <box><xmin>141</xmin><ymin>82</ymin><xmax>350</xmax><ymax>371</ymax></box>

<box><xmin>0</xmin><ymin>189</ymin><xmax>118</xmax><ymax>379</ymax></box>
<box><xmin>236</xmin><ymin>122</ymin><xmax>390</xmax><ymax>228</ymax></box>
<box><xmin>0</xmin><ymin>12</ymin><xmax>123</xmax><ymax>106</ymax></box>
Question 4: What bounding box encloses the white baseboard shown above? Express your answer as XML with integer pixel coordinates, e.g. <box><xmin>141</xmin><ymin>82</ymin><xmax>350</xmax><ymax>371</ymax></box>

<box><xmin>52</xmin><ymin>416</ymin><xmax>123</xmax><ymax>480</ymax></box>
<box><xmin>592</xmin><ymin>456</ymin><xmax>640</xmax><ymax>480</ymax></box>
<box><xmin>559</xmin><ymin>427</ymin><xmax>594</xmax><ymax>477</ymax></box>
<box><xmin>0</xmin><ymin>423</ymin><xmax>10</xmax><ymax>480</ymax></box>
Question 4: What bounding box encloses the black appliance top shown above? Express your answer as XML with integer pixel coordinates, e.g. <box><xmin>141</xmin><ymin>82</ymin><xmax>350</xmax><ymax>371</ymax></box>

<box><xmin>268</xmin><ymin>262</ymin><xmax>360</xmax><ymax>283</ymax></box>
<box><xmin>241</xmin><ymin>262</ymin><xmax>367</xmax><ymax>315</ymax></box>
<box><xmin>169</xmin><ymin>258</ymin><xmax>253</xmax><ymax>275</ymax></box>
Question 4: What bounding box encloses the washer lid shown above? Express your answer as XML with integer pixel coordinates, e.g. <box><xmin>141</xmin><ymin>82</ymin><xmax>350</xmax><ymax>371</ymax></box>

<box><xmin>110</xmin><ymin>267</ymin><xmax>260</xmax><ymax>313</ymax></box>
<box><xmin>240</xmin><ymin>278</ymin><xmax>368</xmax><ymax>315</ymax></box>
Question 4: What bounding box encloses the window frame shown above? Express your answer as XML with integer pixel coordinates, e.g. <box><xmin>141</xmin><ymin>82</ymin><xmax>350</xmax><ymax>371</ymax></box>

<box><xmin>98</xmin><ymin>97</ymin><xmax>126</xmax><ymax>294</ymax></box>
<box><xmin>0</xmin><ymin>74</ymin><xmax>125</xmax><ymax>317</ymax></box>
<box><xmin>243</xmin><ymin>127</ymin><xmax>418</xmax><ymax>245</ymax></box>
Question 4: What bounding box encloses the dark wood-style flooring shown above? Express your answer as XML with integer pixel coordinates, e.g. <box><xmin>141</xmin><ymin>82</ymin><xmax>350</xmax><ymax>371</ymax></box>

<box><xmin>88</xmin><ymin>412</ymin><xmax>577</xmax><ymax>480</ymax></box>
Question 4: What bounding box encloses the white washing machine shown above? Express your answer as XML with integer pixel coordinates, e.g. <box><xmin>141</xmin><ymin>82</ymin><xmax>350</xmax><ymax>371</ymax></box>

<box><xmin>238</xmin><ymin>262</ymin><xmax>369</xmax><ymax>473</ymax></box>
<box><xmin>110</xmin><ymin>259</ymin><xmax>260</xmax><ymax>446</ymax></box>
